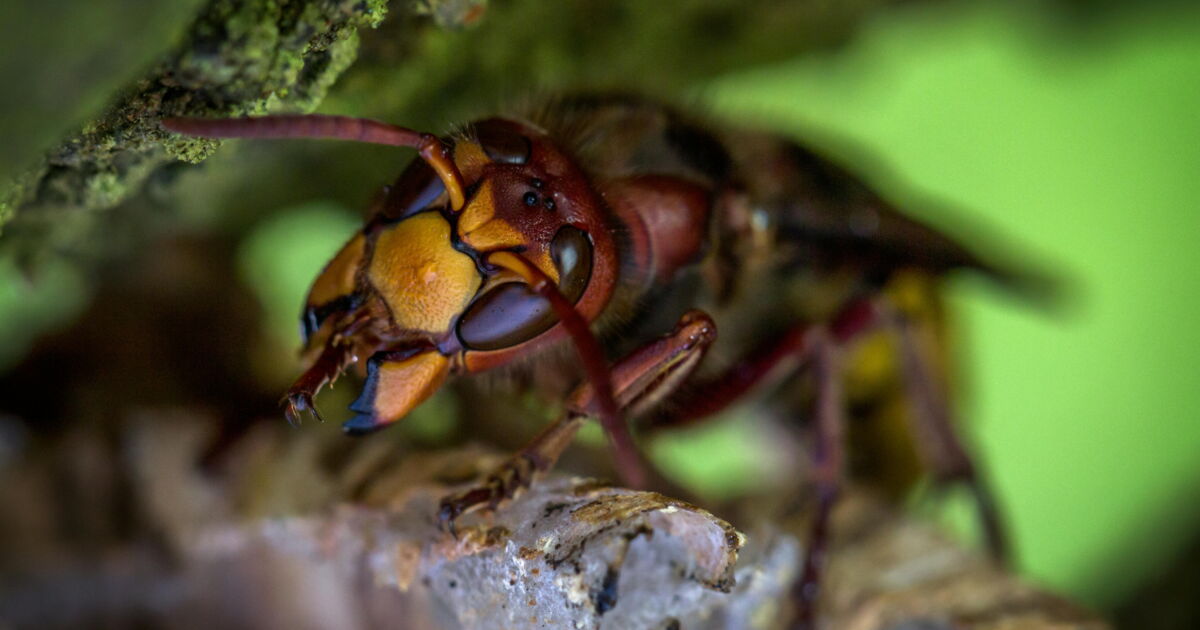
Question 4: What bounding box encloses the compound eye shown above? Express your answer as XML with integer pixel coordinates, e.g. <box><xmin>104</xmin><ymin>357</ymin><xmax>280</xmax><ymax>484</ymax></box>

<box><xmin>551</xmin><ymin>225</ymin><xmax>593</xmax><ymax>304</ymax></box>
<box><xmin>457</xmin><ymin>283</ymin><xmax>553</xmax><ymax>351</ymax></box>
<box><xmin>474</xmin><ymin>119</ymin><xmax>531</xmax><ymax>165</ymax></box>
<box><xmin>457</xmin><ymin>226</ymin><xmax>594</xmax><ymax>351</ymax></box>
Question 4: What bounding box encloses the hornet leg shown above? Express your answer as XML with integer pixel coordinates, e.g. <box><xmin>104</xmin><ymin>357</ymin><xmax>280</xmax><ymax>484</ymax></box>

<box><xmin>282</xmin><ymin>342</ymin><xmax>354</xmax><ymax>425</ymax></box>
<box><xmin>886</xmin><ymin>305</ymin><xmax>1009</xmax><ymax>561</ymax></box>
<box><xmin>792</xmin><ymin>331</ymin><xmax>845</xmax><ymax>630</ymax></box>
<box><xmin>438</xmin><ymin>311</ymin><xmax>717</xmax><ymax>532</ymax></box>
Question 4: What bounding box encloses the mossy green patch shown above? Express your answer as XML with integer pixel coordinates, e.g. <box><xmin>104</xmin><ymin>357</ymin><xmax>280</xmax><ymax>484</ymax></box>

<box><xmin>1</xmin><ymin>0</ymin><xmax>389</xmax><ymax>265</ymax></box>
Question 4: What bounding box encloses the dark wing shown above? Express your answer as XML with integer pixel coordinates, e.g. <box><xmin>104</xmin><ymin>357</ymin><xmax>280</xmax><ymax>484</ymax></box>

<box><xmin>770</xmin><ymin>140</ymin><xmax>1059</xmax><ymax>302</ymax></box>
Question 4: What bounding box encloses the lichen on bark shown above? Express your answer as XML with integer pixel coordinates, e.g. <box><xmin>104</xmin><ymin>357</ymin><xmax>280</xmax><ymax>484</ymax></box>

<box><xmin>0</xmin><ymin>0</ymin><xmax>388</xmax><ymax>263</ymax></box>
<box><xmin>1</xmin><ymin>0</ymin><xmax>934</xmax><ymax>269</ymax></box>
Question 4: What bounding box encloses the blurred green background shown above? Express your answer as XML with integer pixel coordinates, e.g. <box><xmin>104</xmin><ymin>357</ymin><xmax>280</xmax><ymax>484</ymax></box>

<box><xmin>699</xmin><ymin>0</ymin><xmax>1200</xmax><ymax>608</ymax></box>
<box><xmin>2</xmin><ymin>0</ymin><xmax>1198</xmax><ymax>620</ymax></box>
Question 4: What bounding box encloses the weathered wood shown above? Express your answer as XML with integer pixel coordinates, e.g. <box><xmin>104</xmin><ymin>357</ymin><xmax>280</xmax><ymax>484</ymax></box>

<box><xmin>0</xmin><ymin>416</ymin><xmax>1109</xmax><ymax>629</ymax></box>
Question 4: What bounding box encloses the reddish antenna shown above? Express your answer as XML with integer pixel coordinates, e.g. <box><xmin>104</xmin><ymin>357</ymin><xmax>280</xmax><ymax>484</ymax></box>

<box><xmin>162</xmin><ymin>114</ymin><xmax>467</xmax><ymax>211</ymax></box>
<box><xmin>486</xmin><ymin>250</ymin><xmax>646</xmax><ymax>487</ymax></box>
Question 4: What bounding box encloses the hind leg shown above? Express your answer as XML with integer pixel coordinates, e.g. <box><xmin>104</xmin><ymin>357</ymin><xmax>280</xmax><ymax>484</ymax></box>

<box><xmin>789</xmin><ymin>330</ymin><xmax>847</xmax><ymax>630</ymax></box>
<box><xmin>887</xmin><ymin>305</ymin><xmax>1008</xmax><ymax>561</ymax></box>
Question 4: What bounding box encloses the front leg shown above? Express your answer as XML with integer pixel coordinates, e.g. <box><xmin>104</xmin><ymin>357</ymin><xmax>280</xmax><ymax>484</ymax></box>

<box><xmin>282</xmin><ymin>341</ymin><xmax>354</xmax><ymax>425</ymax></box>
<box><xmin>438</xmin><ymin>311</ymin><xmax>717</xmax><ymax>531</ymax></box>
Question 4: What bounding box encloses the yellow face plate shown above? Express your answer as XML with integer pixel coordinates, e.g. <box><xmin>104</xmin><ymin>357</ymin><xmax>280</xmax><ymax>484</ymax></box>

<box><xmin>368</xmin><ymin>212</ymin><xmax>482</xmax><ymax>333</ymax></box>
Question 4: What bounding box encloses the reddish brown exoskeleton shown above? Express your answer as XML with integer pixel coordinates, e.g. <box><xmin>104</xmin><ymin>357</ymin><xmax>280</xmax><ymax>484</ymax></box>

<box><xmin>164</xmin><ymin>94</ymin><xmax>1031</xmax><ymax>626</ymax></box>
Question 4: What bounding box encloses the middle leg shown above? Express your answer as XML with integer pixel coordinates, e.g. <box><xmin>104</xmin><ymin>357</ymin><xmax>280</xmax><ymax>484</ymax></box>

<box><xmin>639</xmin><ymin>302</ymin><xmax>877</xmax><ymax>629</ymax></box>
